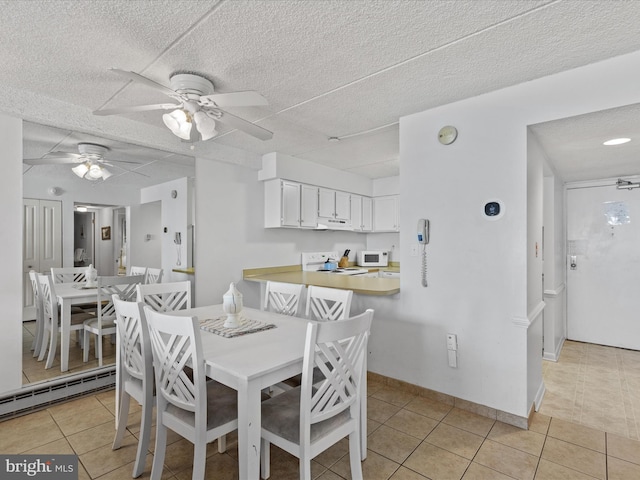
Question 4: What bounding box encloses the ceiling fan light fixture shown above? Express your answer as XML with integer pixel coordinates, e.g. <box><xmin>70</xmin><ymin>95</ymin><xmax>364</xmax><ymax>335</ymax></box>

<box><xmin>194</xmin><ymin>111</ymin><xmax>218</xmax><ymax>141</ymax></box>
<box><xmin>163</xmin><ymin>109</ymin><xmax>192</xmax><ymax>140</ymax></box>
<box><xmin>86</xmin><ymin>163</ymin><xmax>104</xmax><ymax>180</ymax></box>
<box><xmin>72</xmin><ymin>162</ymin><xmax>90</xmax><ymax>178</ymax></box>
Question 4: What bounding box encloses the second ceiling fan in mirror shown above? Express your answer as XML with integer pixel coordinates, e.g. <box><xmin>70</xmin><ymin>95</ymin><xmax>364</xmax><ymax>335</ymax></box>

<box><xmin>93</xmin><ymin>69</ymin><xmax>273</xmax><ymax>142</ymax></box>
<box><xmin>23</xmin><ymin>142</ymin><xmax>146</xmax><ymax>181</ymax></box>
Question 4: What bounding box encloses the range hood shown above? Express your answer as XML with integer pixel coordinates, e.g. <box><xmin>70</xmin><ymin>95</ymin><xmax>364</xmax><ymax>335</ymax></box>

<box><xmin>316</xmin><ymin>218</ymin><xmax>353</xmax><ymax>231</ymax></box>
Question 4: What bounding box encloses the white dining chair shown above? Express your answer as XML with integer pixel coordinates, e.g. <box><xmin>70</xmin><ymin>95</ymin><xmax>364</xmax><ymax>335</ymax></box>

<box><xmin>28</xmin><ymin>270</ymin><xmax>45</xmax><ymax>357</ymax></box>
<box><xmin>83</xmin><ymin>274</ymin><xmax>144</xmax><ymax>366</ymax></box>
<box><xmin>129</xmin><ymin>266</ymin><xmax>148</xmax><ymax>281</ymax></box>
<box><xmin>136</xmin><ymin>281</ymin><xmax>191</xmax><ymax>312</ymax></box>
<box><xmin>264</xmin><ymin>281</ymin><xmax>304</xmax><ymax>316</ymax></box>
<box><xmin>38</xmin><ymin>274</ymin><xmax>94</xmax><ymax>369</ymax></box>
<box><xmin>260</xmin><ymin>309</ymin><xmax>373</xmax><ymax>480</ymax></box>
<box><xmin>306</xmin><ymin>285</ymin><xmax>353</xmax><ymax>321</ymax></box>
<box><xmin>145</xmin><ymin>268</ymin><xmax>163</xmax><ymax>284</ymax></box>
<box><xmin>144</xmin><ymin>308</ymin><xmax>239</xmax><ymax>480</ymax></box>
<box><xmin>50</xmin><ymin>266</ymin><xmax>88</xmax><ymax>284</ymax></box>
<box><xmin>111</xmin><ymin>296</ymin><xmax>154</xmax><ymax>479</ymax></box>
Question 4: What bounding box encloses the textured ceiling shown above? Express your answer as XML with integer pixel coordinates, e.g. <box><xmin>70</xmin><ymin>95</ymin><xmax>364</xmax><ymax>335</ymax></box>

<box><xmin>4</xmin><ymin>0</ymin><xmax>640</xmax><ymax>187</ymax></box>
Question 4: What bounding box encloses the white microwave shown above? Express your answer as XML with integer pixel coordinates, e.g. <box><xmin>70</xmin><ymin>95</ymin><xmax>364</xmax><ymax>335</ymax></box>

<box><xmin>357</xmin><ymin>250</ymin><xmax>388</xmax><ymax>267</ymax></box>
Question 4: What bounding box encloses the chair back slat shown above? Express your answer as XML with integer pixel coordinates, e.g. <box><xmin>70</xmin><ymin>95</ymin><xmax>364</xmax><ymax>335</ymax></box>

<box><xmin>113</xmin><ymin>296</ymin><xmax>149</xmax><ymax>382</ymax></box>
<box><xmin>51</xmin><ymin>267</ymin><xmax>87</xmax><ymax>284</ymax></box>
<box><xmin>130</xmin><ymin>266</ymin><xmax>148</xmax><ymax>281</ymax></box>
<box><xmin>301</xmin><ymin>309</ymin><xmax>373</xmax><ymax>428</ymax></box>
<box><xmin>97</xmin><ymin>275</ymin><xmax>145</xmax><ymax>325</ymax></box>
<box><xmin>38</xmin><ymin>274</ymin><xmax>58</xmax><ymax>325</ymax></box>
<box><xmin>264</xmin><ymin>281</ymin><xmax>304</xmax><ymax>316</ymax></box>
<box><xmin>137</xmin><ymin>281</ymin><xmax>191</xmax><ymax>312</ymax></box>
<box><xmin>144</xmin><ymin>308</ymin><xmax>203</xmax><ymax>413</ymax></box>
<box><xmin>306</xmin><ymin>286</ymin><xmax>353</xmax><ymax>321</ymax></box>
<box><xmin>145</xmin><ymin>268</ymin><xmax>164</xmax><ymax>284</ymax></box>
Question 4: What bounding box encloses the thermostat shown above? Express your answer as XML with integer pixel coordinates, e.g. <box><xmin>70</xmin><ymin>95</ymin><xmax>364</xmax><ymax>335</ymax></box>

<box><xmin>483</xmin><ymin>199</ymin><xmax>505</xmax><ymax>220</ymax></box>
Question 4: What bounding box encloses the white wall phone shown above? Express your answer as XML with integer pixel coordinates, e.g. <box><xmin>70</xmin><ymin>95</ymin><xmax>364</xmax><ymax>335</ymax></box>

<box><xmin>417</xmin><ymin>219</ymin><xmax>430</xmax><ymax>287</ymax></box>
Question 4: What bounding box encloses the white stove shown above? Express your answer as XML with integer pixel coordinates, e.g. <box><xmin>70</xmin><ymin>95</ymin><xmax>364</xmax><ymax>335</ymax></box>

<box><xmin>301</xmin><ymin>251</ymin><xmax>369</xmax><ymax>276</ymax></box>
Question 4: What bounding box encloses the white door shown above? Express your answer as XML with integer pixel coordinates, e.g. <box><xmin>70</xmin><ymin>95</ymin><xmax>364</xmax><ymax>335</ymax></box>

<box><xmin>23</xmin><ymin>199</ymin><xmax>62</xmax><ymax>319</ymax></box>
<box><xmin>567</xmin><ymin>186</ymin><xmax>640</xmax><ymax>350</ymax></box>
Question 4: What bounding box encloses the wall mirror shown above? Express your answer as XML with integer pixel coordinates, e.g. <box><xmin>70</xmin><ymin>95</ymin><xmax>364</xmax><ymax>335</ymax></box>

<box><xmin>21</xmin><ymin>121</ymin><xmax>195</xmax><ymax>390</ymax></box>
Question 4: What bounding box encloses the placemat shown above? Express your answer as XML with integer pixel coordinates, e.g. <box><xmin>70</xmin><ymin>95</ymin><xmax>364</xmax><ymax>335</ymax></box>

<box><xmin>73</xmin><ymin>284</ymin><xmax>97</xmax><ymax>290</ymax></box>
<box><xmin>200</xmin><ymin>316</ymin><xmax>276</xmax><ymax>338</ymax></box>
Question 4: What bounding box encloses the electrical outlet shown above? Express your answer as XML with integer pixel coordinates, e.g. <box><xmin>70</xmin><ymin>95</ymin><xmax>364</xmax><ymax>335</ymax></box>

<box><xmin>410</xmin><ymin>244</ymin><xmax>419</xmax><ymax>257</ymax></box>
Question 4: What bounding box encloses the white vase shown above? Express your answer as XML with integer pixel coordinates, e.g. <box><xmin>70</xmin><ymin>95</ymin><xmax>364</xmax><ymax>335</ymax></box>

<box><xmin>222</xmin><ymin>282</ymin><xmax>243</xmax><ymax>328</ymax></box>
<box><xmin>85</xmin><ymin>264</ymin><xmax>97</xmax><ymax>287</ymax></box>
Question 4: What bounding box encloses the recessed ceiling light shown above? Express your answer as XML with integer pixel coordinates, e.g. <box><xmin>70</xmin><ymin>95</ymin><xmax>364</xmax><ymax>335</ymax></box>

<box><xmin>76</xmin><ymin>206</ymin><xmax>87</xmax><ymax>212</ymax></box>
<box><xmin>603</xmin><ymin>137</ymin><xmax>631</xmax><ymax>146</ymax></box>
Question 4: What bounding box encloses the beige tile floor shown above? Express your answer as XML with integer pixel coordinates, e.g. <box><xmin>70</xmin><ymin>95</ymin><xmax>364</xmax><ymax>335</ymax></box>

<box><xmin>3</xmin><ymin>367</ymin><xmax>640</xmax><ymax>479</ymax></box>
<box><xmin>540</xmin><ymin>340</ymin><xmax>640</xmax><ymax>441</ymax></box>
<box><xmin>22</xmin><ymin>320</ymin><xmax>117</xmax><ymax>384</ymax></box>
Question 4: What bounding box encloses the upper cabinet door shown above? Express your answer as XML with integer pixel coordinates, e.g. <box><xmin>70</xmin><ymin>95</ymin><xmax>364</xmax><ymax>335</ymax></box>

<box><xmin>373</xmin><ymin>195</ymin><xmax>399</xmax><ymax>232</ymax></box>
<box><xmin>281</xmin><ymin>180</ymin><xmax>301</xmax><ymax>227</ymax></box>
<box><xmin>334</xmin><ymin>191</ymin><xmax>351</xmax><ymax>221</ymax></box>
<box><xmin>362</xmin><ymin>196</ymin><xmax>373</xmax><ymax>231</ymax></box>
<box><xmin>300</xmin><ymin>184</ymin><xmax>318</xmax><ymax>228</ymax></box>
<box><xmin>350</xmin><ymin>195</ymin><xmax>362</xmax><ymax>231</ymax></box>
<box><xmin>317</xmin><ymin>188</ymin><xmax>335</xmax><ymax>218</ymax></box>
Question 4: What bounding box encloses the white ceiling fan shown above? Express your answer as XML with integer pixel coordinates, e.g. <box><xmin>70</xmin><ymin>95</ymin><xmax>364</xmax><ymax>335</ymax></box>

<box><xmin>23</xmin><ymin>143</ymin><xmax>144</xmax><ymax>181</ymax></box>
<box><xmin>93</xmin><ymin>69</ymin><xmax>273</xmax><ymax>142</ymax></box>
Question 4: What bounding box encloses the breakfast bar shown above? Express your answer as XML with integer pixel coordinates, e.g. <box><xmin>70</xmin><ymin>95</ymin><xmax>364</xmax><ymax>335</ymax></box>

<box><xmin>243</xmin><ymin>264</ymin><xmax>400</xmax><ymax>296</ymax></box>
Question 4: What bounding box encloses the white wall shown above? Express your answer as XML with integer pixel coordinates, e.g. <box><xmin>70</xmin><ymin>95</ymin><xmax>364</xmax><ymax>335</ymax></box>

<box><xmin>128</xmin><ymin>201</ymin><xmax>161</xmax><ymax>271</ymax></box>
<box><xmin>141</xmin><ymin>177</ymin><xmax>192</xmax><ymax>282</ymax></box>
<box><xmin>398</xmin><ymin>49</ymin><xmax>640</xmax><ymax>418</ymax></box>
<box><xmin>0</xmin><ymin>113</ymin><xmax>22</xmax><ymax>394</ymax></box>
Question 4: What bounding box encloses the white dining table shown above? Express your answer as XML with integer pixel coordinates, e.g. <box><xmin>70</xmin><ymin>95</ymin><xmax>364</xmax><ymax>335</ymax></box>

<box><xmin>173</xmin><ymin>304</ymin><xmax>368</xmax><ymax>480</ymax></box>
<box><xmin>54</xmin><ymin>282</ymin><xmax>98</xmax><ymax>372</ymax></box>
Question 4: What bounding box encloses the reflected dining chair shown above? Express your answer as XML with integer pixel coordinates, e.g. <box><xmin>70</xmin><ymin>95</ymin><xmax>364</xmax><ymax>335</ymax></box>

<box><xmin>83</xmin><ymin>274</ymin><xmax>144</xmax><ymax>366</ymax></box>
<box><xmin>145</xmin><ymin>268</ymin><xmax>163</xmax><ymax>284</ymax></box>
<box><xmin>306</xmin><ymin>285</ymin><xmax>353</xmax><ymax>321</ymax></box>
<box><xmin>260</xmin><ymin>309</ymin><xmax>374</xmax><ymax>480</ymax></box>
<box><xmin>111</xmin><ymin>296</ymin><xmax>153</xmax><ymax>478</ymax></box>
<box><xmin>28</xmin><ymin>270</ymin><xmax>45</xmax><ymax>357</ymax></box>
<box><xmin>50</xmin><ymin>266</ymin><xmax>88</xmax><ymax>284</ymax></box>
<box><xmin>264</xmin><ymin>281</ymin><xmax>304</xmax><ymax>316</ymax></box>
<box><xmin>136</xmin><ymin>281</ymin><xmax>191</xmax><ymax>312</ymax></box>
<box><xmin>144</xmin><ymin>308</ymin><xmax>239</xmax><ymax>480</ymax></box>
<box><xmin>38</xmin><ymin>274</ymin><xmax>94</xmax><ymax>369</ymax></box>
<box><xmin>129</xmin><ymin>266</ymin><xmax>148</xmax><ymax>281</ymax></box>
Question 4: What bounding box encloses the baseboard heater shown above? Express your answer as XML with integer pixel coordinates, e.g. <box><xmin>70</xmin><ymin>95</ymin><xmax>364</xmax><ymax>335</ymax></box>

<box><xmin>0</xmin><ymin>368</ymin><xmax>116</xmax><ymax>420</ymax></box>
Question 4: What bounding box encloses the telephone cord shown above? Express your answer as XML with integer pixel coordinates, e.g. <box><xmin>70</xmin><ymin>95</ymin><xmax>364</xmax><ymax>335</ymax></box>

<box><xmin>421</xmin><ymin>244</ymin><xmax>428</xmax><ymax>287</ymax></box>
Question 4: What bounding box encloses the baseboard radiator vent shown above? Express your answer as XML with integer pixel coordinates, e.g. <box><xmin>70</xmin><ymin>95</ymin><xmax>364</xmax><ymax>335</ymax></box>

<box><xmin>0</xmin><ymin>368</ymin><xmax>116</xmax><ymax>421</ymax></box>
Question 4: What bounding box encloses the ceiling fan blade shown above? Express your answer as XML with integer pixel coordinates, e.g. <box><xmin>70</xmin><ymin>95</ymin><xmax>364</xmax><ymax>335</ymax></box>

<box><xmin>93</xmin><ymin>103</ymin><xmax>181</xmax><ymax>116</ymax></box>
<box><xmin>109</xmin><ymin>68</ymin><xmax>182</xmax><ymax>100</ymax></box>
<box><xmin>216</xmin><ymin>110</ymin><xmax>273</xmax><ymax>141</ymax></box>
<box><xmin>23</xmin><ymin>155</ymin><xmax>82</xmax><ymax>165</ymax></box>
<box><xmin>199</xmin><ymin>91</ymin><xmax>268</xmax><ymax>108</ymax></box>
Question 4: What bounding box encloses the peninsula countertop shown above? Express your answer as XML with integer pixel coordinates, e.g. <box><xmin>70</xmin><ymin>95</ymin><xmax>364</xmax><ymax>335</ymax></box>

<box><xmin>243</xmin><ymin>265</ymin><xmax>400</xmax><ymax>296</ymax></box>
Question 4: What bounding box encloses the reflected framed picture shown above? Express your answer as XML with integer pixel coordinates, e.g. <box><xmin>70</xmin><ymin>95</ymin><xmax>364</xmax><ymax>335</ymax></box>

<box><xmin>101</xmin><ymin>226</ymin><xmax>111</xmax><ymax>240</ymax></box>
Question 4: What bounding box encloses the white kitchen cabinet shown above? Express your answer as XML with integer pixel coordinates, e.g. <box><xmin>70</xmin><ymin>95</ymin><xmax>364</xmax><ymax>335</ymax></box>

<box><xmin>264</xmin><ymin>179</ymin><xmax>318</xmax><ymax>228</ymax></box>
<box><xmin>350</xmin><ymin>194</ymin><xmax>373</xmax><ymax>232</ymax></box>
<box><xmin>318</xmin><ymin>187</ymin><xmax>351</xmax><ymax>221</ymax></box>
<box><xmin>300</xmin><ymin>184</ymin><xmax>319</xmax><ymax>228</ymax></box>
<box><xmin>373</xmin><ymin>195</ymin><xmax>399</xmax><ymax>232</ymax></box>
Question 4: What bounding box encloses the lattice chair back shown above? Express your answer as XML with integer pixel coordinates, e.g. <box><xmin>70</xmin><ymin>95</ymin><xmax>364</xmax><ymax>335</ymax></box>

<box><xmin>129</xmin><ymin>266</ymin><xmax>148</xmax><ymax>281</ymax></box>
<box><xmin>97</xmin><ymin>275</ymin><xmax>145</xmax><ymax>322</ymax></box>
<box><xmin>305</xmin><ymin>285</ymin><xmax>353</xmax><ymax>321</ymax></box>
<box><xmin>264</xmin><ymin>281</ymin><xmax>304</xmax><ymax>316</ymax></box>
<box><xmin>51</xmin><ymin>266</ymin><xmax>87</xmax><ymax>284</ymax></box>
<box><xmin>145</xmin><ymin>268</ymin><xmax>163</xmax><ymax>284</ymax></box>
<box><xmin>28</xmin><ymin>270</ymin><xmax>45</xmax><ymax>356</ymax></box>
<box><xmin>136</xmin><ymin>281</ymin><xmax>191</xmax><ymax>312</ymax></box>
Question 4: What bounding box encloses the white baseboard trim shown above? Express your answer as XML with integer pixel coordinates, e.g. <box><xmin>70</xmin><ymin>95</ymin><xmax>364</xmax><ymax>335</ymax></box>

<box><xmin>534</xmin><ymin>381</ymin><xmax>546</xmax><ymax>412</ymax></box>
<box><xmin>543</xmin><ymin>336</ymin><xmax>565</xmax><ymax>362</ymax></box>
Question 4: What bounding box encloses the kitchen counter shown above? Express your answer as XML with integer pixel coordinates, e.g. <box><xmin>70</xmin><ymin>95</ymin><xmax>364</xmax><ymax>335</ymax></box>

<box><xmin>243</xmin><ymin>265</ymin><xmax>400</xmax><ymax>296</ymax></box>
<box><xmin>172</xmin><ymin>267</ymin><xmax>194</xmax><ymax>275</ymax></box>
